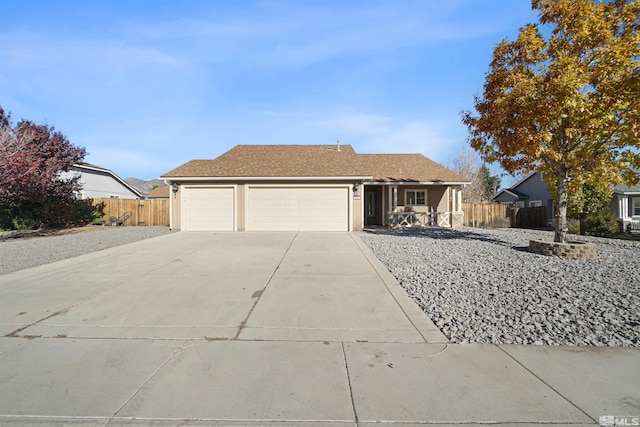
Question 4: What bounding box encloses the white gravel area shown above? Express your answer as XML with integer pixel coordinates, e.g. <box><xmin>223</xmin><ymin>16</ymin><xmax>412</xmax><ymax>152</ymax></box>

<box><xmin>360</xmin><ymin>227</ymin><xmax>640</xmax><ymax>347</ymax></box>
<box><xmin>0</xmin><ymin>226</ymin><xmax>171</xmax><ymax>274</ymax></box>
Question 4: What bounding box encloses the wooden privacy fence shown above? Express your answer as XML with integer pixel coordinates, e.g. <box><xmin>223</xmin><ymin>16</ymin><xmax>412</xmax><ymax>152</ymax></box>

<box><xmin>91</xmin><ymin>198</ymin><xmax>170</xmax><ymax>226</ymax></box>
<box><xmin>462</xmin><ymin>203</ymin><xmax>510</xmax><ymax>228</ymax></box>
<box><xmin>509</xmin><ymin>206</ymin><xmax>547</xmax><ymax>229</ymax></box>
<box><xmin>462</xmin><ymin>203</ymin><xmax>548</xmax><ymax>229</ymax></box>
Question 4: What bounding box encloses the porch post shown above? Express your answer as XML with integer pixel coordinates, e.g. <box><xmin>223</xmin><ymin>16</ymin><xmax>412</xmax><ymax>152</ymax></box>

<box><xmin>619</xmin><ymin>195</ymin><xmax>629</xmax><ymax>219</ymax></box>
<box><xmin>457</xmin><ymin>186</ymin><xmax>462</xmax><ymax>211</ymax></box>
<box><xmin>450</xmin><ymin>187</ymin><xmax>456</xmax><ymax>212</ymax></box>
<box><xmin>393</xmin><ymin>186</ymin><xmax>398</xmax><ymax>210</ymax></box>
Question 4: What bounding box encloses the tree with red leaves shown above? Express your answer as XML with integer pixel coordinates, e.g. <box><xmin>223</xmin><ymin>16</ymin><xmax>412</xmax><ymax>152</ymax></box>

<box><xmin>0</xmin><ymin>107</ymin><xmax>87</xmax><ymax>229</ymax></box>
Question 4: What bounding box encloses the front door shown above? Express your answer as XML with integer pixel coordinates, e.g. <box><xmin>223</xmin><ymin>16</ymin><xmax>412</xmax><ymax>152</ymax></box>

<box><xmin>364</xmin><ymin>186</ymin><xmax>382</xmax><ymax>226</ymax></box>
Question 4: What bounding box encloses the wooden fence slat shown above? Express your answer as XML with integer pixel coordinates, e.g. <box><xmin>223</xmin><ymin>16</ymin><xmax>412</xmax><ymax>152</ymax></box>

<box><xmin>91</xmin><ymin>198</ymin><xmax>169</xmax><ymax>226</ymax></box>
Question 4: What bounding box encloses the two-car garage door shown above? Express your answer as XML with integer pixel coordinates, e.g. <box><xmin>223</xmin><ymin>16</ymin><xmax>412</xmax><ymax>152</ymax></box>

<box><xmin>183</xmin><ymin>186</ymin><xmax>349</xmax><ymax>231</ymax></box>
<box><xmin>248</xmin><ymin>187</ymin><xmax>348</xmax><ymax>231</ymax></box>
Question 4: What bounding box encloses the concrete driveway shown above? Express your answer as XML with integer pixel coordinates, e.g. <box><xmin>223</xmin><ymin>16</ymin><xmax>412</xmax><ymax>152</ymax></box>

<box><xmin>0</xmin><ymin>232</ymin><xmax>637</xmax><ymax>426</ymax></box>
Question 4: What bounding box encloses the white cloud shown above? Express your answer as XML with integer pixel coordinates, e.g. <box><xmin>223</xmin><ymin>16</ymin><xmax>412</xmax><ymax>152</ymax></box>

<box><xmin>227</xmin><ymin>107</ymin><xmax>464</xmax><ymax>166</ymax></box>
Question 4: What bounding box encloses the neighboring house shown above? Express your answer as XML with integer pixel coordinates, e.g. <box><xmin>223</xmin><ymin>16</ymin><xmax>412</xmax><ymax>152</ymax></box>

<box><xmin>159</xmin><ymin>144</ymin><xmax>470</xmax><ymax>232</ymax></box>
<box><xmin>146</xmin><ymin>185</ymin><xmax>170</xmax><ymax>199</ymax></box>
<box><xmin>611</xmin><ymin>175</ymin><xmax>640</xmax><ymax>231</ymax></box>
<box><xmin>492</xmin><ymin>172</ymin><xmax>554</xmax><ymax>221</ymax></box>
<box><xmin>495</xmin><ymin>170</ymin><xmax>640</xmax><ymax>231</ymax></box>
<box><xmin>60</xmin><ymin>162</ymin><xmax>144</xmax><ymax>200</ymax></box>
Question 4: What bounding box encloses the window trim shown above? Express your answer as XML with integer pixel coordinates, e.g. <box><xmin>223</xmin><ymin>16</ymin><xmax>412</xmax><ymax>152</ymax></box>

<box><xmin>405</xmin><ymin>190</ymin><xmax>427</xmax><ymax>206</ymax></box>
<box><xmin>529</xmin><ymin>200</ymin><xmax>542</xmax><ymax>207</ymax></box>
<box><xmin>633</xmin><ymin>197</ymin><xmax>640</xmax><ymax>217</ymax></box>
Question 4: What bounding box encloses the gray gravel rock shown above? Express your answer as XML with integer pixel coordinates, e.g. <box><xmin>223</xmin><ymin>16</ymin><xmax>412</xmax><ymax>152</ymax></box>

<box><xmin>0</xmin><ymin>226</ymin><xmax>171</xmax><ymax>274</ymax></box>
<box><xmin>360</xmin><ymin>227</ymin><xmax>640</xmax><ymax>347</ymax></box>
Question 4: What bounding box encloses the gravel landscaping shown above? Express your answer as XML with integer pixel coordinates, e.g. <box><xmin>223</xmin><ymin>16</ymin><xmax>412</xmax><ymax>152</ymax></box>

<box><xmin>0</xmin><ymin>226</ymin><xmax>171</xmax><ymax>274</ymax></box>
<box><xmin>360</xmin><ymin>227</ymin><xmax>640</xmax><ymax>347</ymax></box>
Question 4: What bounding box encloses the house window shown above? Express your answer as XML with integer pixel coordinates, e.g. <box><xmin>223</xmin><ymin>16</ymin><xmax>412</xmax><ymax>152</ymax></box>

<box><xmin>405</xmin><ymin>190</ymin><xmax>426</xmax><ymax>206</ymax></box>
<box><xmin>110</xmin><ymin>195</ymin><xmax>119</xmax><ymax>199</ymax></box>
<box><xmin>633</xmin><ymin>198</ymin><xmax>640</xmax><ymax>217</ymax></box>
<box><xmin>529</xmin><ymin>200</ymin><xmax>542</xmax><ymax>207</ymax></box>
<box><xmin>515</xmin><ymin>201</ymin><xmax>526</xmax><ymax>208</ymax></box>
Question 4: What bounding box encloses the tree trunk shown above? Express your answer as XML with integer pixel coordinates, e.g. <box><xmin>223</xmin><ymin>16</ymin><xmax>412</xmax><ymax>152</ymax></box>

<box><xmin>554</xmin><ymin>170</ymin><xmax>569</xmax><ymax>243</ymax></box>
<box><xmin>579</xmin><ymin>214</ymin><xmax>587</xmax><ymax>235</ymax></box>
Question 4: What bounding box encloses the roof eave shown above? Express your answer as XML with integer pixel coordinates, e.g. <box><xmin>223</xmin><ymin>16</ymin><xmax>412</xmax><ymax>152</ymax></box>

<box><xmin>366</xmin><ymin>180</ymin><xmax>470</xmax><ymax>185</ymax></box>
<box><xmin>160</xmin><ymin>175</ymin><xmax>373</xmax><ymax>181</ymax></box>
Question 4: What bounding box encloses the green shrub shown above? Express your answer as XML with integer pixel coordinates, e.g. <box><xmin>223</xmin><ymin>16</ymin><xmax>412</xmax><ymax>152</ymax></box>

<box><xmin>583</xmin><ymin>209</ymin><xmax>620</xmax><ymax>237</ymax></box>
<box><xmin>11</xmin><ymin>217</ymin><xmax>33</xmax><ymax>230</ymax></box>
<box><xmin>91</xmin><ymin>212</ymin><xmax>106</xmax><ymax>225</ymax></box>
<box><xmin>0</xmin><ymin>198</ymin><xmax>106</xmax><ymax>230</ymax></box>
<box><xmin>567</xmin><ymin>219</ymin><xmax>581</xmax><ymax>235</ymax></box>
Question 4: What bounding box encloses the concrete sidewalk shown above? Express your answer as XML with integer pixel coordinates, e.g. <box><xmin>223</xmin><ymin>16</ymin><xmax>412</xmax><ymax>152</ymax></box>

<box><xmin>0</xmin><ymin>232</ymin><xmax>638</xmax><ymax>426</ymax></box>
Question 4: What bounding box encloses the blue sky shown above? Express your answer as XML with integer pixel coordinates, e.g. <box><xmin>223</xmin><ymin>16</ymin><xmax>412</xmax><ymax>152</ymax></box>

<box><xmin>0</xmin><ymin>1</ymin><xmax>539</xmax><ymax>183</ymax></box>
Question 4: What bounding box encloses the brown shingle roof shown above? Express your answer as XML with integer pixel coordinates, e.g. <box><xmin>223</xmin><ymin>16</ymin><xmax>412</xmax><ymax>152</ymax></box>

<box><xmin>161</xmin><ymin>144</ymin><xmax>469</xmax><ymax>183</ymax></box>
<box><xmin>356</xmin><ymin>154</ymin><xmax>467</xmax><ymax>182</ymax></box>
<box><xmin>146</xmin><ymin>185</ymin><xmax>170</xmax><ymax>198</ymax></box>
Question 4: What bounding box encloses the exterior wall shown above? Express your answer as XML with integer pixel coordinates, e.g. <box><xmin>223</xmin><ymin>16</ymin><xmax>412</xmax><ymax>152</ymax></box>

<box><xmin>515</xmin><ymin>173</ymin><xmax>552</xmax><ymax>203</ymax></box>
<box><xmin>170</xmin><ymin>179</ymin><xmax>361</xmax><ymax>232</ymax></box>
<box><xmin>236</xmin><ymin>184</ymin><xmax>246</xmax><ymax>231</ymax></box>
<box><xmin>613</xmin><ymin>193</ymin><xmax>640</xmax><ymax>230</ymax></box>
<box><xmin>170</xmin><ymin>185</ymin><xmax>182</xmax><ymax>230</ymax></box>
<box><xmin>170</xmin><ymin>180</ymin><xmax>462</xmax><ymax>231</ymax></box>
<box><xmin>394</xmin><ymin>185</ymin><xmax>449</xmax><ymax>213</ymax></box>
<box><xmin>60</xmin><ymin>168</ymin><xmax>141</xmax><ymax>199</ymax></box>
<box><xmin>353</xmin><ymin>182</ymin><xmax>363</xmax><ymax>231</ymax></box>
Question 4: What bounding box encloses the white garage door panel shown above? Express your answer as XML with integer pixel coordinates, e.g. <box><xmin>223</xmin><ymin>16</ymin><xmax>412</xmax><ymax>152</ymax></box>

<box><xmin>184</xmin><ymin>187</ymin><xmax>234</xmax><ymax>231</ymax></box>
<box><xmin>249</xmin><ymin>187</ymin><xmax>348</xmax><ymax>231</ymax></box>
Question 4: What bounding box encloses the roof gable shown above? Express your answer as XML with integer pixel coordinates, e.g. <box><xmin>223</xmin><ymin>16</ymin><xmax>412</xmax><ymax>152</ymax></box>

<box><xmin>511</xmin><ymin>172</ymin><xmax>539</xmax><ymax>190</ymax></box>
<box><xmin>72</xmin><ymin>162</ymin><xmax>144</xmax><ymax>198</ymax></box>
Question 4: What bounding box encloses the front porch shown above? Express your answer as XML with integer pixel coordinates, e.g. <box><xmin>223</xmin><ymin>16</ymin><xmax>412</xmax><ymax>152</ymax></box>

<box><xmin>614</xmin><ymin>194</ymin><xmax>640</xmax><ymax>234</ymax></box>
<box><xmin>363</xmin><ymin>183</ymin><xmax>465</xmax><ymax>229</ymax></box>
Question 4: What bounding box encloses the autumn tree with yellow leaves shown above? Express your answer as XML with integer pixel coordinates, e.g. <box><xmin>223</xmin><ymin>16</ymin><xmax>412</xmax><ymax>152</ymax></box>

<box><xmin>462</xmin><ymin>0</ymin><xmax>640</xmax><ymax>243</ymax></box>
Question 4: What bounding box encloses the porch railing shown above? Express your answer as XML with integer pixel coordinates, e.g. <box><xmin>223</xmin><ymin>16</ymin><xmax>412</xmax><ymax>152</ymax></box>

<box><xmin>387</xmin><ymin>211</ymin><xmax>441</xmax><ymax>228</ymax></box>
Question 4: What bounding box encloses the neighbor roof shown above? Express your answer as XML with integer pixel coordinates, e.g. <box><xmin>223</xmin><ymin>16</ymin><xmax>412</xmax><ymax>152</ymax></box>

<box><xmin>161</xmin><ymin>144</ymin><xmax>469</xmax><ymax>184</ymax></box>
<box><xmin>73</xmin><ymin>162</ymin><xmax>145</xmax><ymax>198</ymax></box>
<box><xmin>613</xmin><ymin>169</ymin><xmax>640</xmax><ymax>195</ymax></box>
<box><xmin>493</xmin><ymin>188</ymin><xmax>528</xmax><ymax>201</ymax></box>
<box><xmin>147</xmin><ymin>185</ymin><xmax>170</xmax><ymax>198</ymax></box>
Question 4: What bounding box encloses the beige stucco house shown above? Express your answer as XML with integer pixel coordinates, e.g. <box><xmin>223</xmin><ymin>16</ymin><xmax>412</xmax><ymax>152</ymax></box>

<box><xmin>160</xmin><ymin>144</ymin><xmax>469</xmax><ymax>232</ymax></box>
